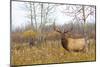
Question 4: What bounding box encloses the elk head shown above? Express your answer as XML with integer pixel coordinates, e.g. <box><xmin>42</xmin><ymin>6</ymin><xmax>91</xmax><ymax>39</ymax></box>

<box><xmin>54</xmin><ymin>25</ymin><xmax>73</xmax><ymax>51</ymax></box>
<box><xmin>54</xmin><ymin>26</ymin><xmax>73</xmax><ymax>40</ymax></box>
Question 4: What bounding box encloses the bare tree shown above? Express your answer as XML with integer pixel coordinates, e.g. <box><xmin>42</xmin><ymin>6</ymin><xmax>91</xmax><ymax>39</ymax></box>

<box><xmin>39</xmin><ymin>3</ymin><xmax>58</xmax><ymax>32</ymax></box>
<box><xmin>62</xmin><ymin>5</ymin><xmax>95</xmax><ymax>52</ymax></box>
<box><xmin>29</xmin><ymin>2</ymin><xmax>34</xmax><ymax>30</ymax></box>
<box><xmin>33</xmin><ymin>3</ymin><xmax>37</xmax><ymax>31</ymax></box>
<box><xmin>24</xmin><ymin>2</ymin><xmax>57</xmax><ymax>32</ymax></box>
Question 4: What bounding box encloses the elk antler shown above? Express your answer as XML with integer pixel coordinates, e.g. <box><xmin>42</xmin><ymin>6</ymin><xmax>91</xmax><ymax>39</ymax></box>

<box><xmin>53</xmin><ymin>19</ymin><xmax>62</xmax><ymax>33</ymax></box>
<box><xmin>64</xmin><ymin>25</ymin><xmax>73</xmax><ymax>33</ymax></box>
<box><xmin>54</xmin><ymin>26</ymin><xmax>62</xmax><ymax>33</ymax></box>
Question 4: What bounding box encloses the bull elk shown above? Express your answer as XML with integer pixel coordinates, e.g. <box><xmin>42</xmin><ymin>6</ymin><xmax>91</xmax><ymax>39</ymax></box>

<box><xmin>54</xmin><ymin>26</ymin><xmax>88</xmax><ymax>52</ymax></box>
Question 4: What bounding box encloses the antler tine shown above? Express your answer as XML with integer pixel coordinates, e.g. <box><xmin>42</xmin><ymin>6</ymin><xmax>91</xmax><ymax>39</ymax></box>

<box><xmin>54</xmin><ymin>25</ymin><xmax>62</xmax><ymax>33</ymax></box>
<box><xmin>53</xmin><ymin>20</ymin><xmax>62</xmax><ymax>33</ymax></box>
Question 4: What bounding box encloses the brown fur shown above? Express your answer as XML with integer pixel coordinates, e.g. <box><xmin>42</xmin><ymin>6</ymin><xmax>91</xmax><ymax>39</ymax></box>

<box><xmin>54</xmin><ymin>27</ymin><xmax>87</xmax><ymax>52</ymax></box>
<box><xmin>66</xmin><ymin>38</ymin><xmax>85</xmax><ymax>51</ymax></box>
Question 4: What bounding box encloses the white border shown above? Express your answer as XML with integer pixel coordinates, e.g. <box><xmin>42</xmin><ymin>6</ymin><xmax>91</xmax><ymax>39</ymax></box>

<box><xmin>0</xmin><ymin>0</ymin><xmax>99</xmax><ymax>67</ymax></box>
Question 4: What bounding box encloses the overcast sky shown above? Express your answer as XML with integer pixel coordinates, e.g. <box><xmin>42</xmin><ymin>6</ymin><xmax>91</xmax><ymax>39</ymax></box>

<box><xmin>12</xmin><ymin>1</ymin><xmax>95</xmax><ymax>29</ymax></box>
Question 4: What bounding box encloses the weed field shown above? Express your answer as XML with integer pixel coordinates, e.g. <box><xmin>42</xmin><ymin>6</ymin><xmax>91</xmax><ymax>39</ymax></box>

<box><xmin>11</xmin><ymin>39</ymin><xmax>96</xmax><ymax>66</ymax></box>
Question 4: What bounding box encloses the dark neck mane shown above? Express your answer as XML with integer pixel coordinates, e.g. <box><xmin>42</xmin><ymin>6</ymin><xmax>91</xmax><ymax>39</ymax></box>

<box><xmin>61</xmin><ymin>37</ymin><xmax>69</xmax><ymax>51</ymax></box>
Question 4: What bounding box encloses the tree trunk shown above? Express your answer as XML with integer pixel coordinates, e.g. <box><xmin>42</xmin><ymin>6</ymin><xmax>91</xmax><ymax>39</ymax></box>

<box><xmin>33</xmin><ymin>3</ymin><xmax>37</xmax><ymax>31</ymax></box>
<box><xmin>82</xmin><ymin>5</ymin><xmax>88</xmax><ymax>52</ymax></box>
<box><xmin>30</xmin><ymin>2</ymin><xmax>33</xmax><ymax>30</ymax></box>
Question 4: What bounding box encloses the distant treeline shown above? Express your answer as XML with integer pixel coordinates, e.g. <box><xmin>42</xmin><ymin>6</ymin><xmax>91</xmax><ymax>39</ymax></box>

<box><xmin>11</xmin><ymin>22</ymin><xmax>95</xmax><ymax>44</ymax></box>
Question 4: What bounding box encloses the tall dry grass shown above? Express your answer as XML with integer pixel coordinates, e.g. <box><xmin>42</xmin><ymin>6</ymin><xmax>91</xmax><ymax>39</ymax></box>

<box><xmin>11</xmin><ymin>39</ymin><xmax>96</xmax><ymax>66</ymax></box>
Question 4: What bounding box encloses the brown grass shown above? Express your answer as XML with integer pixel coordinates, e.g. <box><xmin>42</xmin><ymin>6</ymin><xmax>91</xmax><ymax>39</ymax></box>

<box><xmin>11</xmin><ymin>40</ymin><xmax>96</xmax><ymax>66</ymax></box>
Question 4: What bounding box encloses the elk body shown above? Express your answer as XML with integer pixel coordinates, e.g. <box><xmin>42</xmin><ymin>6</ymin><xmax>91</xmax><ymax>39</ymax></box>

<box><xmin>61</xmin><ymin>35</ymin><xmax>86</xmax><ymax>52</ymax></box>
<box><xmin>54</xmin><ymin>26</ymin><xmax>88</xmax><ymax>52</ymax></box>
